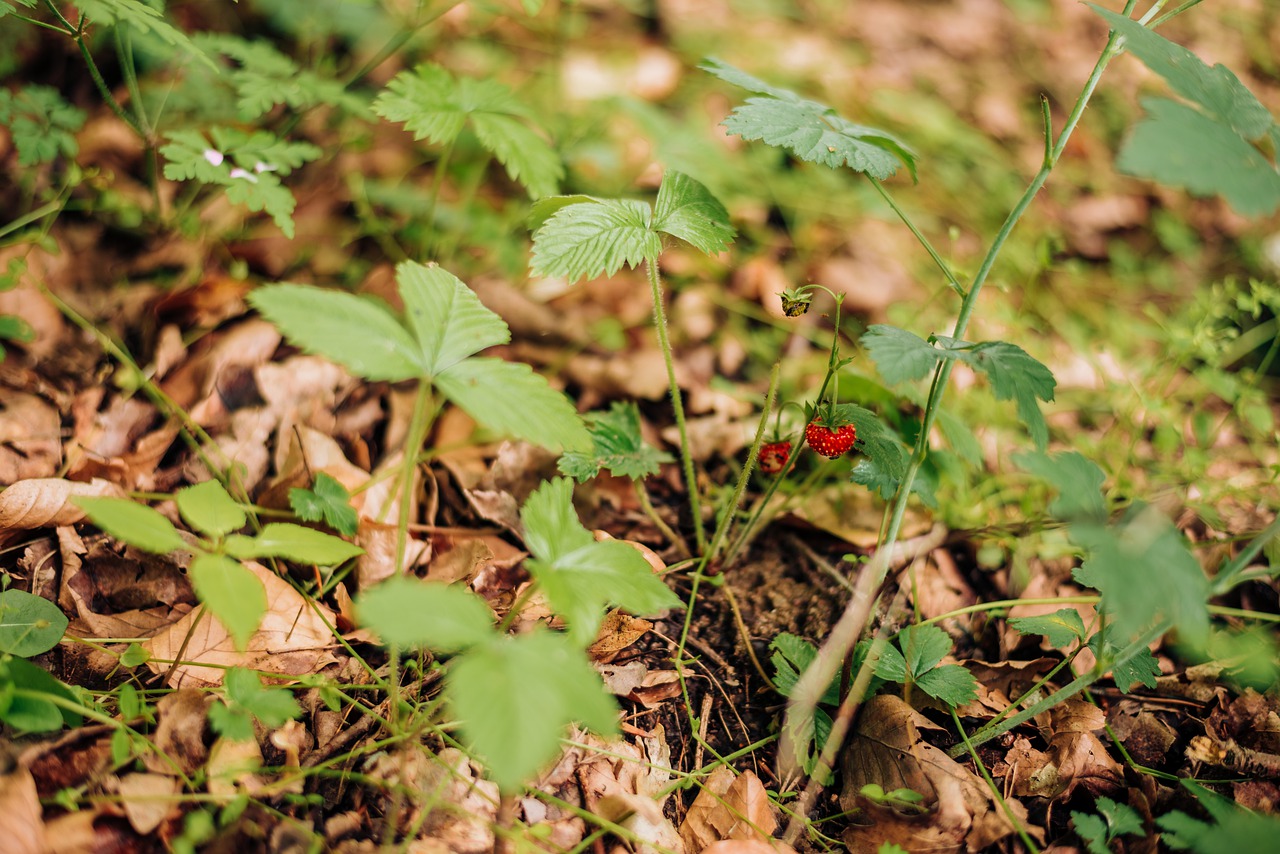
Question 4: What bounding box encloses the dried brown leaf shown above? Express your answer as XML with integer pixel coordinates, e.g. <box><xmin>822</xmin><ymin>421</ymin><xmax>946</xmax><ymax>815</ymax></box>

<box><xmin>0</xmin><ymin>478</ymin><xmax>124</xmax><ymax>529</ymax></box>
<box><xmin>679</xmin><ymin>767</ymin><xmax>777</xmax><ymax>852</ymax></box>
<box><xmin>0</xmin><ymin>768</ymin><xmax>44</xmax><ymax>854</ymax></box>
<box><xmin>117</xmin><ymin>772</ymin><xmax>181</xmax><ymax>834</ymax></box>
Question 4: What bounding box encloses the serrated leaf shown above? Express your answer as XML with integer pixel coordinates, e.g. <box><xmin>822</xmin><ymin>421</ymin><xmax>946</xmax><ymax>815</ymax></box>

<box><xmin>289</xmin><ymin>473</ymin><xmax>358</xmax><ymax>537</ymax></box>
<box><xmin>1096</xmin><ymin>796</ymin><xmax>1145</xmax><ymax>838</ymax></box>
<box><xmin>176</xmin><ymin>480</ymin><xmax>247</xmax><ymax>538</ymax></box>
<box><xmin>1072</xmin><ymin>504</ymin><xmax>1209</xmax><ymax>647</ymax></box>
<box><xmin>769</xmin><ymin>633</ymin><xmax>840</xmax><ymax>706</ymax></box>
<box><xmin>862</xmin><ymin>325</ymin><xmax>943</xmax><ymax>385</ymax></box>
<box><xmin>896</xmin><ymin>625</ymin><xmax>953</xmax><ymax>675</ymax></box>
<box><xmin>1118</xmin><ymin>98</ymin><xmax>1280</xmax><ymax>217</ymax></box>
<box><xmin>355</xmin><ymin>576</ymin><xmax>494</xmax><ymax>653</ymax></box>
<box><xmin>529</xmin><ymin>198</ymin><xmax>659</xmax><ymax>282</ymax></box>
<box><xmin>521</xmin><ymin>478</ymin><xmax>680</xmax><ymax>645</ymax></box>
<box><xmin>827</xmin><ymin>403</ymin><xmax>915</xmax><ymax>500</ymax></box>
<box><xmin>0</xmin><ymin>86</ymin><xmax>85</xmax><ymax>166</ymax></box>
<box><xmin>913</xmin><ymin>663</ymin><xmax>978</xmax><ymax>707</ymax></box>
<box><xmin>75</xmin><ymin>0</ymin><xmax>215</xmax><ymax>70</ymax></box>
<box><xmin>374</xmin><ymin>63</ymin><xmax>562</xmax><ymax>198</ymax></box>
<box><xmin>73</xmin><ymin>497</ymin><xmax>189</xmax><ymax>554</ymax></box>
<box><xmin>227</xmin><ymin>523</ymin><xmax>363</xmax><ymax>564</ymax></box>
<box><xmin>448</xmin><ymin>629</ymin><xmax>618</xmax><ymax>791</ymax></box>
<box><xmin>1109</xmin><ymin>643</ymin><xmax>1161</xmax><ymax>693</ymax></box>
<box><xmin>1090</xmin><ymin>6</ymin><xmax>1273</xmax><ymax>139</ymax></box>
<box><xmin>1008</xmin><ymin>608</ymin><xmax>1088</xmax><ymax>649</ymax></box>
<box><xmin>875</xmin><ymin>625</ymin><xmax>976</xmax><ymax>706</ymax></box>
<box><xmin>248</xmin><ymin>283</ymin><xmax>422</xmax><ymax>381</ymax></box>
<box><xmin>939</xmin><ymin>338</ymin><xmax>1056</xmax><ymax>451</ymax></box>
<box><xmin>436</xmin><ymin>358</ymin><xmax>591</xmax><ymax>453</ymax></box>
<box><xmin>396</xmin><ymin>262</ymin><xmax>510</xmax><ymax>375</ymax></box>
<box><xmin>196</xmin><ymin>33</ymin><xmax>367</xmax><ymax>120</ymax></box>
<box><xmin>557</xmin><ymin>401</ymin><xmax>673</xmax><ymax>481</ymax></box>
<box><xmin>702</xmin><ymin>58</ymin><xmax>915</xmax><ymax>181</ymax></box>
<box><xmin>1012</xmin><ymin>450</ymin><xmax>1107</xmax><ymax>522</ymax></box>
<box><xmin>189</xmin><ymin>554</ymin><xmax>266</xmax><ymax>652</ymax></box>
<box><xmin>651</xmin><ymin>171</ymin><xmax>735</xmax><ymax>257</ymax></box>
<box><xmin>1072</xmin><ymin>811</ymin><xmax>1112</xmax><ymax>854</ymax></box>
<box><xmin>0</xmin><ymin>589</ymin><xmax>68</xmax><ymax>657</ymax></box>
<box><xmin>936</xmin><ymin>409</ymin><xmax>983</xmax><ymax>466</ymax></box>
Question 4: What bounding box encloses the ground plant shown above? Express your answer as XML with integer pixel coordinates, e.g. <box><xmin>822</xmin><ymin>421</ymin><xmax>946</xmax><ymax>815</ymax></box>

<box><xmin>0</xmin><ymin>1</ymin><xmax>1278</xmax><ymax>852</ymax></box>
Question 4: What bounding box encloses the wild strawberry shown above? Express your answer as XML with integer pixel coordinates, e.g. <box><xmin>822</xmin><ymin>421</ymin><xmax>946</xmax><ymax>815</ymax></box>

<box><xmin>759</xmin><ymin>440</ymin><xmax>792</xmax><ymax>474</ymax></box>
<box><xmin>805</xmin><ymin>421</ymin><xmax>856</xmax><ymax>459</ymax></box>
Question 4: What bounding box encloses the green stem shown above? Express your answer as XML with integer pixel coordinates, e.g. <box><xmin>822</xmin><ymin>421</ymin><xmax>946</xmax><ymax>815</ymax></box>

<box><xmin>1210</xmin><ymin>512</ymin><xmax>1280</xmax><ymax>597</ymax></box>
<box><xmin>423</xmin><ymin>138</ymin><xmax>456</xmax><ymax>258</ymax></box>
<box><xmin>951</xmin><ymin>708</ymin><xmax>1042</xmax><ymax>854</ymax></box>
<box><xmin>867</xmin><ymin>178</ymin><xmax>965</xmax><ymax>298</ymax></box>
<box><xmin>634</xmin><ymin>479</ymin><xmax>690</xmax><ymax>558</ymax></box>
<box><xmin>395</xmin><ymin>383</ymin><xmax>438</xmax><ymax>575</ymax></box>
<box><xmin>44</xmin><ymin>1</ymin><xmax>148</xmax><ymax>142</ymax></box>
<box><xmin>646</xmin><ymin>258</ymin><xmax>706</xmax><ymax>552</ymax></box>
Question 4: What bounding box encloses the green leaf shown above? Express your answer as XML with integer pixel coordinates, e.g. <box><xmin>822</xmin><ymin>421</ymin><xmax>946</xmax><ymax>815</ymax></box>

<box><xmin>374</xmin><ymin>63</ymin><xmax>562</xmax><ymax>198</ymax></box>
<box><xmin>436</xmin><ymin>358</ymin><xmax>592</xmax><ymax>453</ymax></box>
<box><xmin>195</xmin><ymin>33</ymin><xmax>367</xmax><ymax>120</ymax></box>
<box><xmin>827</xmin><ymin>403</ymin><xmax>916</xmax><ymax>501</ymax></box>
<box><xmin>448</xmin><ymin>629</ymin><xmax>618</xmax><ymax>791</ymax></box>
<box><xmin>1008</xmin><ymin>608</ymin><xmax>1088</xmax><ymax>649</ymax></box>
<box><xmin>1012</xmin><ymin>451</ymin><xmax>1108</xmax><ymax>522</ymax></box>
<box><xmin>914</xmin><ymin>664</ymin><xmax>979</xmax><ymax>707</ymax></box>
<box><xmin>289</xmin><ymin>473</ymin><xmax>358</xmax><ymax>537</ymax></box>
<box><xmin>189</xmin><ymin>554</ymin><xmax>266</xmax><ymax>652</ymax></box>
<box><xmin>0</xmin><ymin>590</ymin><xmax>68</xmax><ymax>657</ymax></box>
<box><xmin>176</xmin><ymin>480</ymin><xmax>247</xmax><ymax>538</ymax></box>
<box><xmin>1089</xmin><ymin>6</ymin><xmax>1273</xmax><ymax>139</ymax></box>
<box><xmin>1160</xmin><ymin>780</ymin><xmax>1280</xmax><ymax>852</ymax></box>
<box><xmin>529</xmin><ymin>197</ymin><xmax>660</xmax><ymax>282</ymax></box>
<box><xmin>521</xmin><ymin>478</ymin><xmax>681</xmax><ymax>646</ymax></box>
<box><xmin>1090</xmin><ymin>635</ymin><xmax>1161</xmax><ymax>693</ymax></box>
<box><xmin>558</xmin><ymin>401</ymin><xmax>673</xmax><ymax>481</ymax></box>
<box><xmin>1073</xmin><ymin>504</ymin><xmax>1209</xmax><ymax>646</ymax></box>
<box><xmin>1071</xmin><ymin>811</ymin><xmax>1112</xmax><ymax>854</ymax></box>
<box><xmin>702</xmin><ymin>58</ymin><xmax>916</xmax><ymax>181</ymax></box>
<box><xmin>396</xmin><ymin>262</ymin><xmax>510</xmax><ymax>375</ymax></box>
<box><xmin>769</xmin><ymin>633</ymin><xmax>840</xmax><ymax>706</ymax></box>
<box><xmin>207</xmin><ymin>699</ymin><xmax>255</xmax><ymax>742</ymax></box>
<box><xmin>74</xmin><ymin>0</ymin><xmax>215</xmax><ymax>70</ymax></box>
<box><xmin>938</xmin><ymin>338</ymin><xmax>1057</xmax><ymax>451</ymax></box>
<box><xmin>862</xmin><ymin>325</ymin><xmax>943</xmax><ymax>385</ymax></box>
<box><xmin>226</xmin><ymin>523</ymin><xmax>363</xmax><ymax>565</ymax></box>
<box><xmin>1117</xmin><ymin>98</ymin><xmax>1280</xmax><ymax>217</ymax></box>
<box><xmin>355</xmin><ymin>576</ymin><xmax>494</xmax><ymax>653</ymax></box>
<box><xmin>226</xmin><ymin>668</ymin><xmax>301</xmax><ymax>729</ymax></box>
<box><xmin>0</xmin><ymin>86</ymin><xmax>85</xmax><ymax>166</ymax></box>
<box><xmin>0</xmin><ymin>656</ymin><xmax>80</xmax><ymax>732</ymax></box>
<box><xmin>73</xmin><ymin>497</ymin><xmax>189</xmax><ymax>554</ymax></box>
<box><xmin>248</xmin><ymin>283</ymin><xmax>422</xmax><ymax>381</ymax></box>
<box><xmin>651</xmin><ymin>171</ymin><xmax>736</xmax><ymax>257</ymax></box>
<box><xmin>875</xmin><ymin>626</ymin><xmax>977</xmax><ymax>707</ymax></box>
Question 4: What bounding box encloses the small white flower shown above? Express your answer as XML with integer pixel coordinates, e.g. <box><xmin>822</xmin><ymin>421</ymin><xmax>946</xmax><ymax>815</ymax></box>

<box><xmin>253</xmin><ymin>161</ymin><xmax>277</xmax><ymax>174</ymax></box>
<box><xmin>203</xmin><ymin>149</ymin><xmax>224</xmax><ymax>166</ymax></box>
<box><xmin>229</xmin><ymin>167</ymin><xmax>258</xmax><ymax>183</ymax></box>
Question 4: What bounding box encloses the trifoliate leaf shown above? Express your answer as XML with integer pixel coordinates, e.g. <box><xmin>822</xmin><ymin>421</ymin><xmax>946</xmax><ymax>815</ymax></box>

<box><xmin>530</xmin><ymin>198</ymin><xmax>660</xmax><ymax>282</ymax></box>
<box><xmin>0</xmin><ymin>589</ymin><xmax>68</xmax><ymax>658</ymax></box>
<box><xmin>448</xmin><ymin>629</ymin><xmax>618</xmax><ymax>791</ymax></box>
<box><xmin>520</xmin><ymin>478</ymin><xmax>680</xmax><ymax>646</ymax></box>
<box><xmin>216</xmin><ymin>667</ymin><xmax>301</xmax><ymax>740</ymax></box>
<box><xmin>289</xmin><ymin>473</ymin><xmax>358</xmax><ymax>537</ymax></box>
<box><xmin>355</xmin><ymin>576</ymin><xmax>494</xmax><ymax>653</ymax></box>
<box><xmin>702</xmin><ymin>58</ymin><xmax>915</xmax><ymax>181</ymax></box>
<box><xmin>1012</xmin><ymin>451</ymin><xmax>1108</xmax><ymax>522</ymax></box>
<box><xmin>1008</xmin><ymin>608</ymin><xmax>1088</xmax><ymax>649</ymax></box>
<box><xmin>248</xmin><ymin>284</ymin><xmax>422</xmax><ymax>381</ymax></box>
<box><xmin>189</xmin><ymin>554</ymin><xmax>266</xmax><ymax>652</ymax></box>
<box><xmin>651</xmin><ymin>171</ymin><xmax>736</xmax><ymax>257</ymax></box>
<box><xmin>374</xmin><ymin>63</ymin><xmax>562</xmax><ymax>198</ymax></box>
<box><xmin>862</xmin><ymin>325</ymin><xmax>943</xmax><ymax>385</ymax></box>
<box><xmin>558</xmin><ymin>401</ymin><xmax>673</xmax><ymax>481</ymax></box>
<box><xmin>176</xmin><ymin>480</ymin><xmax>247</xmax><ymax>538</ymax></box>
<box><xmin>436</xmin><ymin>358</ymin><xmax>592</xmax><ymax>453</ymax></box>
<box><xmin>875</xmin><ymin>625</ymin><xmax>978</xmax><ymax>707</ymax></box>
<box><xmin>396</xmin><ymin>262</ymin><xmax>510</xmax><ymax>375</ymax></box>
<box><xmin>1090</xmin><ymin>6</ymin><xmax>1273</xmax><ymax>139</ymax></box>
<box><xmin>1117</xmin><ymin>98</ymin><xmax>1280</xmax><ymax>217</ymax></box>
<box><xmin>938</xmin><ymin>338</ymin><xmax>1056</xmax><ymax>451</ymax></box>
<box><xmin>73</xmin><ymin>497</ymin><xmax>189</xmax><ymax>555</ymax></box>
<box><xmin>1073</xmin><ymin>504</ymin><xmax>1209</xmax><ymax>647</ymax></box>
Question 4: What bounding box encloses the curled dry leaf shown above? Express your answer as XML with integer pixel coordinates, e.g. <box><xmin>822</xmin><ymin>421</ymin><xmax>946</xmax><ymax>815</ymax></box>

<box><xmin>679</xmin><ymin>767</ymin><xmax>778</xmax><ymax>852</ymax></box>
<box><xmin>0</xmin><ymin>478</ymin><xmax>124</xmax><ymax>529</ymax></box>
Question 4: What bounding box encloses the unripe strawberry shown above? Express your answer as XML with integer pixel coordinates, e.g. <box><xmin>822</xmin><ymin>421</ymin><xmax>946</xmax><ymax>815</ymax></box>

<box><xmin>804</xmin><ymin>422</ymin><xmax>856</xmax><ymax>459</ymax></box>
<box><xmin>759</xmin><ymin>440</ymin><xmax>792</xmax><ymax>474</ymax></box>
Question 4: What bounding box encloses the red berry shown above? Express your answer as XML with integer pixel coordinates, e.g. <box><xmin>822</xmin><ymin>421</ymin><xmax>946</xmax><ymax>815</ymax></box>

<box><xmin>759</xmin><ymin>440</ymin><xmax>792</xmax><ymax>474</ymax></box>
<box><xmin>805</xmin><ymin>422</ymin><xmax>856</xmax><ymax>459</ymax></box>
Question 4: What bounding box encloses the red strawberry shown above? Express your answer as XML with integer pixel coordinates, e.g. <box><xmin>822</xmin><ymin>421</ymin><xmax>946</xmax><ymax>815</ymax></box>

<box><xmin>805</xmin><ymin>421</ymin><xmax>856</xmax><ymax>459</ymax></box>
<box><xmin>759</xmin><ymin>440</ymin><xmax>792</xmax><ymax>474</ymax></box>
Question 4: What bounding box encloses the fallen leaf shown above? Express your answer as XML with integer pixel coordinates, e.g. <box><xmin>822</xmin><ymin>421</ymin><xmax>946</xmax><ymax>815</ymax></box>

<box><xmin>0</xmin><ymin>391</ymin><xmax>61</xmax><ymax>484</ymax></box>
<box><xmin>679</xmin><ymin>767</ymin><xmax>777</xmax><ymax>852</ymax></box>
<box><xmin>206</xmin><ymin>736</ymin><xmax>266</xmax><ymax>800</ymax></box>
<box><xmin>145</xmin><ymin>689</ymin><xmax>212</xmax><ymax>777</ymax></box>
<box><xmin>588</xmin><ymin>611</ymin><xmax>653</xmax><ymax>661</ymax></box>
<box><xmin>0</xmin><ymin>768</ymin><xmax>43</xmax><ymax>854</ymax></box>
<box><xmin>0</xmin><ymin>478</ymin><xmax>124</xmax><ymax>529</ymax></box>
<box><xmin>117</xmin><ymin>772</ymin><xmax>180</xmax><ymax>834</ymax></box>
<box><xmin>144</xmin><ymin>561</ymin><xmax>338</xmax><ymax>687</ymax></box>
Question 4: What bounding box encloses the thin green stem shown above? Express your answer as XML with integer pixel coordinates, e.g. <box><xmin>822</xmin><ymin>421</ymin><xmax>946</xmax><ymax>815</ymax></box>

<box><xmin>1211</xmin><ymin>512</ymin><xmax>1280</xmax><ymax>596</ymax></box>
<box><xmin>395</xmin><ymin>383</ymin><xmax>438</xmax><ymax>575</ymax></box>
<box><xmin>951</xmin><ymin>708</ymin><xmax>1042</xmax><ymax>854</ymax></box>
<box><xmin>634</xmin><ymin>479</ymin><xmax>690</xmax><ymax>558</ymax></box>
<box><xmin>646</xmin><ymin>258</ymin><xmax>706</xmax><ymax>552</ymax></box>
<box><xmin>867</xmin><ymin>178</ymin><xmax>965</xmax><ymax>298</ymax></box>
<box><xmin>423</xmin><ymin>138</ymin><xmax>456</xmax><ymax>258</ymax></box>
<box><xmin>44</xmin><ymin>1</ymin><xmax>147</xmax><ymax>141</ymax></box>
